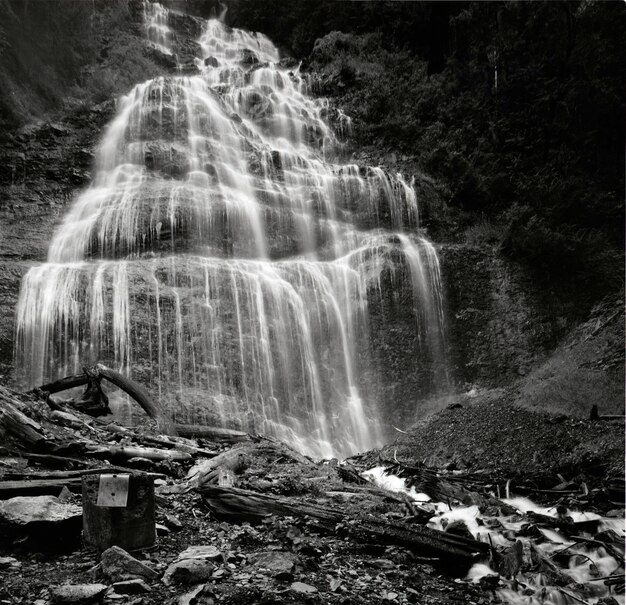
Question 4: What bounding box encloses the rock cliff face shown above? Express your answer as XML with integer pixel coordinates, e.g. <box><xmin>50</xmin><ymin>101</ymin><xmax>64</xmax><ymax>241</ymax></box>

<box><xmin>0</xmin><ymin>2</ymin><xmax>621</xmax><ymax>444</ymax></box>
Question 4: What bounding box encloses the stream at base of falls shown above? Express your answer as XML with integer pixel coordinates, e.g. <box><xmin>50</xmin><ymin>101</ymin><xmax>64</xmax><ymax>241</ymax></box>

<box><xmin>364</xmin><ymin>467</ymin><xmax>625</xmax><ymax>605</ymax></box>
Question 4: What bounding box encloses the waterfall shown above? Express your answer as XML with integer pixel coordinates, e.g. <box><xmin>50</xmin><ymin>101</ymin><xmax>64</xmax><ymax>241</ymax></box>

<box><xmin>14</xmin><ymin>4</ymin><xmax>446</xmax><ymax>458</ymax></box>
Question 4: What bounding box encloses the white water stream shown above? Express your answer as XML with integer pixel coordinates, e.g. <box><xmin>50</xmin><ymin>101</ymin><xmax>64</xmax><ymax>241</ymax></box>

<box><xmin>364</xmin><ymin>467</ymin><xmax>625</xmax><ymax>605</ymax></box>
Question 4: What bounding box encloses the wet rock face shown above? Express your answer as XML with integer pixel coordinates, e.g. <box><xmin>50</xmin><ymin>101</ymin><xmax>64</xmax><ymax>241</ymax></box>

<box><xmin>439</xmin><ymin>245</ymin><xmax>574</xmax><ymax>388</ymax></box>
<box><xmin>0</xmin><ymin>104</ymin><xmax>114</xmax><ymax>382</ymax></box>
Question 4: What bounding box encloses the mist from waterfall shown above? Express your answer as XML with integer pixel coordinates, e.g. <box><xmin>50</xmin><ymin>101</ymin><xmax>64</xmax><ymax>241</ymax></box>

<box><xmin>14</xmin><ymin>3</ymin><xmax>446</xmax><ymax>459</ymax></box>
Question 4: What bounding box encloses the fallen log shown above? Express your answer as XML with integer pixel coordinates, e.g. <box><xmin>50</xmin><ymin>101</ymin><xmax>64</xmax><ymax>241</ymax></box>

<box><xmin>571</xmin><ymin>535</ymin><xmax>625</xmax><ymax>565</ymax></box>
<box><xmin>85</xmin><ymin>444</ymin><xmax>192</xmax><ymax>462</ymax></box>
<box><xmin>97</xmin><ymin>367</ymin><xmax>175</xmax><ymax>435</ymax></box>
<box><xmin>14</xmin><ymin>452</ymin><xmax>93</xmax><ymax>469</ymax></box>
<box><xmin>0</xmin><ymin>478</ymin><xmax>82</xmax><ymax>498</ymax></box>
<box><xmin>36</xmin><ymin>366</ymin><xmax>176</xmax><ymax>436</ymax></box>
<box><xmin>0</xmin><ymin>389</ymin><xmax>46</xmax><ymax>449</ymax></box>
<box><xmin>2</xmin><ymin>467</ymin><xmax>165</xmax><ymax>482</ymax></box>
<box><xmin>102</xmin><ymin>424</ymin><xmax>217</xmax><ymax>457</ymax></box>
<box><xmin>175</xmin><ymin>424</ymin><xmax>249</xmax><ymax>443</ymax></box>
<box><xmin>196</xmin><ymin>485</ymin><xmax>488</xmax><ymax>571</ymax></box>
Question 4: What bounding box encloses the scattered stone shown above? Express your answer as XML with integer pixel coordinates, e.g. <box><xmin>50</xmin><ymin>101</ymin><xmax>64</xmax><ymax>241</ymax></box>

<box><xmin>49</xmin><ymin>583</ymin><xmax>107</xmax><ymax>604</ymax></box>
<box><xmin>163</xmin><ymin>559</ymin><xmax>216</xmax><ymax>586</ymax></box>
<box><xmin>156</xmin><ymin>523</ymin><xmax>170</xmax><ymax>535</ymax></box>
<box><xmin>50</xmin><ymin>410</ymin><xmax>83</xmax><ymax>428</ymax></box>
<box><xmin>329</xmin><ymin>577</ymin><xmax>342</xmax><ymax>592</ymax></box>
<box><xmin>111</xmin><ymin>579</ymin><xmax>152</xmax><ymax>594</ymax></box>
<box><xmin>176</xmin><ymin>545</ymin><xmax>222</xmax><ymax>561</ymax></box>
<box><xmin>444</xmin><ymin>520</ymin><xmax>474</xmax><ymax>541</ymax></box>
<box><xmin>249</xmin><ymin>550</ymin><xmax>298</xmax><ymax>574</ymax></box>
<box><xmin>100</xmin><ymin>546</ymin><xmax>158</xmax><ymax>583</ymax></box>
<box><xmin>290</xmin><ymin>582</ymin><xmax>317</xmax><ymax>594</ymax></box>
<box><xmin>275</xmin><ymin>571</ymin><xmax>294</xmax><ymax>582</ymax></box>
<box><xmin>57</xmin><ymin>486</ymin><xmax>73</xmax><ymax>502</ymax></box>
<box><xmin>0</xmin><ymin>556</ymin><xmax>20</xmax><ymax>569</ymax></box>
<box><xmin>478</xmin><ymin>574</ymin><xmax>500</xmax><ymax>590</ymax></box>
<box><xmin>178</xmin><ymin>584</ymin><xmax>215</xmax><ymax>605</ymax></box>
<box><xmin>371</xmin><ymin>558</ymin><xmax>394</xmax><ymax>569</ymax></box>
<box><xmin>164</xmin><ymin>513</ymin><xmax>183</xmax><ymax>530</ymax></box>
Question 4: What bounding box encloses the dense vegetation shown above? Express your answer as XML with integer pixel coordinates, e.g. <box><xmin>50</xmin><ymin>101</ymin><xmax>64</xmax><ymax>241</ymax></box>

<box><xmin>0</xmin><ymin>0</ymin><xmax>162</xmax><ymax>136</ymax></box>
<box><xmin>0</xmin><ymin>0</ymin><xmax>622</xmax><ymax>305</ymax></box>
<box><xmin>219</xmin><ymin>0</ymin><xmax>624</xmax><ymax>302</ymax></box>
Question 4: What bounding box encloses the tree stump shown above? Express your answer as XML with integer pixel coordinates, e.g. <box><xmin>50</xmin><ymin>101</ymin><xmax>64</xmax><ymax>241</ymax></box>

<box><xmin>82</xmin><ymin>473</ymin><xmax>156</xmax><ymax>552</ymax></box>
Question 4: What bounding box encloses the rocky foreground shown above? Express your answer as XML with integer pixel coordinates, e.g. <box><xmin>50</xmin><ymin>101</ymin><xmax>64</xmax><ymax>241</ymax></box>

<box><xmin>0</xmin><ymin>385</ymin><xmax>624</xmax><ymax>605</ymax></box>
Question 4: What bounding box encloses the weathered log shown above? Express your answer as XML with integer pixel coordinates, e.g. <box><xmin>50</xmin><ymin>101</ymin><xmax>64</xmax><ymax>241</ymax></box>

<box><xmin>36</xmin><ymin>366</ymin><xmax>176</xmax><ymax>436</ymax></box>
<box><xmin>0</xmin><ymin>389</ymin><xmax>46</xmax><ymax>448</ymax></box>
<box><xmin>571</xmin><ymin>535</ymin><xmax>625</xmax><ymax>565</ymax></box>
<box><xmin>39</xmin><ymin>374</ymin><xmax>90</xmax><ymax>394</ymax></box>
<box><xmin>14</xmin><ymin>452</ymin><xmax>92</xmax><ymax>469</ymax></box>
<box><xmin>2</xmin><ymin>467</ymin><xmax>165</xmax><ymax>482</ymax></box>
<box><xmin>196</xmin><ymin>485</ymin><xmax>488</xmax><ymax>570</ymax></box>
<box><xmin>85</xmin><ymin>444</ymin><xmax>192</xmax><ymax>462</ymax></box>
<box><xmin>175</xmin><ymin>424</ymin><xmax>249</xmax><ymax>443</ymax></box>
<box><xmin>186</xmin><ymin>448</ymin><xmax>249</xmax><ymax>488</ymax></box>
<box><xmin>0</xmin><ymin>478</ymin><xmax>82</xmax><ymax>498</ymax></box>
<box><xmin>102</xmin><ymin>424</ymin><xmax>217</xmax><ymax>457</ymax></box>
<box><xmin>96</xmin><ymin>367</ymin><xmax>175</xmax><ymax>435</ymax></box>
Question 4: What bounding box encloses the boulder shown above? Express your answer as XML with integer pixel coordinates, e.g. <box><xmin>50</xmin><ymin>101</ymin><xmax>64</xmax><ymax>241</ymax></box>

<box><xmin>162</xmin><ymin>544</ymin><xmax>224</xmax><ymax>585</ymax></box>
<box><xmin>100</xmin><ymin>545</ymin><xmax>158</xmax><ymax>583</ymax></box>
<box><xmin>162</xmin><ymin>558</ymin><xmax>216</xmax><ymax>586</ymax></box>
<box><xmin>0</xmin><ymin>495</ymin><xmax>81</xmax><ymax>526</ymax></box>
<box><xmin>0</xmin><ymin>495</ymin><xmax>82</xmax><ymax>550</ymax></box>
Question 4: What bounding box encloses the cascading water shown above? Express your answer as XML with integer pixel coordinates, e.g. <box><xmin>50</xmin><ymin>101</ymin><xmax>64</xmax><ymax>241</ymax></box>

<box><xmin>14</xmin><ymin>3</ymin><xmax>446</xmax><ymax>458</ymax></box>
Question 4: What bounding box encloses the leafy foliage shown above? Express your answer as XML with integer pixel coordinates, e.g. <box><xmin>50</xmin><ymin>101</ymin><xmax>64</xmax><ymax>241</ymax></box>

<box><xmin>0</xmin><ymin>0</ymin><xmax>161</xmax><ymax>134</ymax></box>
<box><xmin>228</xmin><ymin>0</ymin><xmax>624</xmax><ymax>300</ymax></box>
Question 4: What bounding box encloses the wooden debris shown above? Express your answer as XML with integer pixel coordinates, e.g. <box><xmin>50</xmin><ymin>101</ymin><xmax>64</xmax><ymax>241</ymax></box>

<box><xmin>0</xmin><ymin>389</ymin><xmax>46</xmax><ymax>449</ymax></box>
<box><xmin>195</xmin><ymin>485</ymin><xmax>488</xmax><ymax>569</ymax></box>
<box><xmin>175</xmin><ymin>424</ymin><xmax>249</xmax><ymax>443</ymax></box>
<box><xmin>0</xmin><ymin>478</ymin><xmax>82</xmax><ymax>498</ymax></box>
<box><xmin>36</xmin><ymin>365</ymin><xmax>176</xmax><ymax>435</ymax></box>
<box><xmin>84</xmin><ymin>444</ymin><xmax>192</xmax><ymax>462</ymax></box>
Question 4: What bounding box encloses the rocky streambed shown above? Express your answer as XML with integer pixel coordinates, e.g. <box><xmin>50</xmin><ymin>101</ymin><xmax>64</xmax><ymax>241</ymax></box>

<box><xmin>0</xmin><ymin>385</ymin><xmax>623</xmax><ymax>605</ymax></box>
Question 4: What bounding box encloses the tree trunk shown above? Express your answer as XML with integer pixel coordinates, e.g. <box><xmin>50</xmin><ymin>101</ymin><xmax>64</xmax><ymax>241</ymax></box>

<box><xmin>36</xmin><ymin>366</ymin><xmax>176</xmax><ymax>436</ymax></box>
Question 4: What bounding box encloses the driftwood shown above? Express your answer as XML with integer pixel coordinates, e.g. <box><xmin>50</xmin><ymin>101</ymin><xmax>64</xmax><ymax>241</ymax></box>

<box><xmin>379</xmin><ymin>458</ymin><xmax>518</xmax><ymax>515</ymax></box>
<box><xmin>175</xmin><ymin>424</ymin><xmax>249</xmax><ymax>443</ymax></box>
<box><xmin>0</xmin><ymin>388</ymin><xmax>46</xmax><ymax>448</ymax></box>
<box><xmin>102</xmin><ymin>423</ymin><xmax>217</xmax><ymax>457</ymax></box>
<box><xmin>571</xmin><ymin>535</ymin><xmax>625</xmax><ymax>565</ymax></box>
<box><xmin>2</xmin><ymin>466</ymin><xmax>165</xmax><ymax>482</ymax></box>
<box><xmin>37</xmin><ymin>365</ymin><xmax>176</xmax><ymax>435</ymax></box>
<box><xmin>13</xmin><ymin>452</ymin><xmax>93</xmax><ymax>469</ymax></box>
<box><xmin>186</xmin><ymin>441</ymin><xmax>312</xmax><ymax>489</ymax></box>
<box><xmin>84</xmin><ymin>444</ymin><xmax>192</xmax><ymax>462</ymax></box>
<box><xmin>0</xmin><ymin>478</ymin><xmax>82</xmax><ymax>498</ymax></box>
<box><xmin>196</xmin><ymin>485</ymin><xmax>488</xmax><ymax>570</ymax></box>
